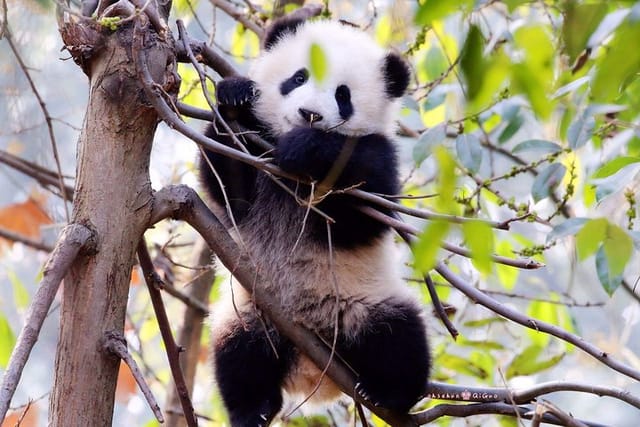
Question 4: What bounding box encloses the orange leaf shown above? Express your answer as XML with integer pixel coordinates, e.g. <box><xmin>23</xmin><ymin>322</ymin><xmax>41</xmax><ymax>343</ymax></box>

<box><xmin>0</xmin><ymin>198</ymin><xmax>52</xmax><ymax>242</ymax></box>
<box><xmin>115</xmin><ymin>361</ymin><xmax>138</xmax><ymax>402</ymax></box>
<box><xmin>1</xmin><ymin>403</ymin><xmax>39</xmax><ymax>427</ymax></box>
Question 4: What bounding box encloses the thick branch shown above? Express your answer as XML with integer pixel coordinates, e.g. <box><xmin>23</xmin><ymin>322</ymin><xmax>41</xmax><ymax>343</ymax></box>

<box><xmin>0</xmin><ymin>223</ymin><xmax>94</xmax><ymax>421</ymax></box>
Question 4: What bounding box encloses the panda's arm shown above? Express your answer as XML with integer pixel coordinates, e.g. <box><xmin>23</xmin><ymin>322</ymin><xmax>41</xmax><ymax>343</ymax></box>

<box><xmin>275</xmin><ymin>128</ymin><xmax>399</xmax><ymax>195</ymax></box>
<box><xmin>199</xmin><ymin>77</ymin><xmax>266</xmax><ymax>223</ymax></box>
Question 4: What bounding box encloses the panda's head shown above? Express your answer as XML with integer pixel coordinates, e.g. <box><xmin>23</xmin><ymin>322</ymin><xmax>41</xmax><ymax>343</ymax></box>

<box><xmin>249</xmin><ymin>19</ymin><xmax>410</xmax><ymax>138</ymax></box>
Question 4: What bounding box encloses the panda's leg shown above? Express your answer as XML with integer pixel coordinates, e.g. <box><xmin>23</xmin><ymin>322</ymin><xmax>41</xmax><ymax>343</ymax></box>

<box><xmin>339</xmin><ymin>302</ymin><xmax>430</xmax><ymax>412</ymax></box>
<box><xmin>214</xmin><ymin>316</ymin><xmax>295</xmax><ymax>427</ymax></box>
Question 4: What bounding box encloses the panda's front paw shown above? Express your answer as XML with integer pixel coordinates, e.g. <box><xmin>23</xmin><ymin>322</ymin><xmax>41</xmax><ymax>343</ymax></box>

<box><xmin>216</xmin><ymin>77</ymin><xmax>257</xmax><ymax>106</ymax></box>
<box><xmin>354</xmin><ymin>382</ymin><xmax>382</xmax><ymax>407</ymax></box>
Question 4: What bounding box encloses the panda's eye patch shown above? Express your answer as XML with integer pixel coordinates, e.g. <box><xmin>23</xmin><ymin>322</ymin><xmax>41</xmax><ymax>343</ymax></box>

<box><xmin>335</xmin><ymin>85</ymin><xmax>351</xmax><ymax>102</ymax></box>
<box><xmin>335</xmin><ymin>85</ymin><xmax>353</xmax><ymax>120</ymax></box>
<box><xmin>280</xmin><ymin>68</ymin><xmax>309</xmax><ymax>96</ymax></box>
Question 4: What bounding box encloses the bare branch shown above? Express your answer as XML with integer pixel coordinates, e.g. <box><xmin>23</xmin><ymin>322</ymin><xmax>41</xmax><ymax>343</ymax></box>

<box><xmin>210</xmin><ymin>0</ymin><xmax>264</xmax><ymax>38</ymax></box>
<box><xmin>0</xmin><ymin>223</ymin><xmax>94</xmax><ymax>421</ymax></box>
<box><xmin>0</xmin><ymin>227</ymin><xmax>53</xmax><ymax>252</ymax></box>
<box><xmin>101</xmin><ymin>331</ymin><xmax>165</xmax><ymax>423</ymax></box>
<box><xmin>5</xmin><ymin>30</ymin><xmax>70</xmax><ymax>222</ymax></box>
<box><xmin>358</xmin><ymin>205</ymin><xmax>542</xmax><ymax>270</ymax></box>
<box><xmin>414</xmin><ymin>402</ymin><xmax>606</xmax><ymax>427</ymax></box>
<box><xmin>137</xmin><ymin>238</ymin><xmax>198</xmax><ymax>427</ymax></box>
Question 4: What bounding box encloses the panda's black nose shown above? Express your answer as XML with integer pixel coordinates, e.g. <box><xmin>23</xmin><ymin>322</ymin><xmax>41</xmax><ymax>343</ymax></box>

<box><xmin>298</xmin><ymin>108</ymin><xmax>323</xmax><ymax>124</ymax></box>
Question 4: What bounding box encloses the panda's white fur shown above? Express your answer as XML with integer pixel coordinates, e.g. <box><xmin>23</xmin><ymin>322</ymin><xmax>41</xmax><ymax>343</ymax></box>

<box><xmin>250</xmin><ymin>20</ymin><xmax>402</xmax><ymax>138</ymax></box>
<box><xmin>203</xmin><ymin>16</ymin><xmax>430</xmax><ymax>426</ymax></box>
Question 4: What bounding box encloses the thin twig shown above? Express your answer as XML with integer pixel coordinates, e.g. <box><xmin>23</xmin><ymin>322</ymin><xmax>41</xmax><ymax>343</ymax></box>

<box><xmin>137</xmin><ymin>238</ymin><xmax>198</xmax><ymax>427</ymax></box>
<box><xmin>0</xmin><ymin>227</ymin><xmax>53</xmax><ymax>252</ymax></box>
<box><xmin>0</xmin><ymin>224</ymin><xmax>94</xmax><ymax>421</ymax></box>
<box><xmin>358</xmin><ymin>205</ymin><xmax>542</xmax><ymax>270</ymax></box>
<box><xmin>436</xmin><ymin>262</ymin><xmax>640</xmax><ymax>382</ymax></box>
<box><xmin>5</xmin><ymin>30</ymin><xmax>70</xmax><ymax>222</ymax></box>
<box><xmin>101</xmin><ymin>331</ymin><xmax>165</xmax><ymax>423</ymax></box>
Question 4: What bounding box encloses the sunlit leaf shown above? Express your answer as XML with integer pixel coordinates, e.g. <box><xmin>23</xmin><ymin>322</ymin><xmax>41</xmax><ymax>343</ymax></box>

<box><xmin>506</xmin><ymin>344</ymin><xmax>565</xmax><ymax>378</ymax></box>
<box><xmin>532</xmin><ymin>163</ymin><xmax>566</xmax><ymax>202</ymax></box>
<box><xmin>413</xmin><ymin>220</ymin><xmax>450</xmax><ymax>273</ymax></box>
<box><xmin>434</xmin><ymin>146</ymin><xmax>458</xmax><ymax>214</ymax></box>
<box><xmin>8</xmin><ymin>271</ymin><xmax>30</xmax><ymax>309</ymax></box>
<box><xmin>309</xmin><ymin>43</ymin><xmax>328</xmax><ymax>82</ymax></box>
<box><xmin>437</xmin><ymin>353</ymin><xmax>489</xmax><ymax>379</ymax></box>
<box><xmin>462</xmin><ymin>220</ymin><xmax>494</xmax><ymax>275</ymax></box>
<box><xmin>592</xmin><ymin>13</ymin><xmax>640</xmax><ymax>102</ymax></box>
<box><xmin>575</xmin><ymin>218</ymin><xmax>608</xmax><ymax>261</ymax></box>
<box><xmin>603</xmin><ymin>224</ymin><xmax>633</xmax><ymax>278</ymax></box>
<box><xmin>512</xmin><ymin>26</ymin><xmax>555</xmax><ymax>119</ymax></box>
<box><xmin>495</xmin><ymin>239</ymin><xmax>518</xmax><ymax>289</ymax></box>
<box><xmin>415</xmin><ymin>0</ymin><xmax>474</xmax><ymax>26</ymax></box>
<box><xmin>591</xmin><ymin>156</ymin><xmax>640</xmax><ymax>179</ymax></box>
<box><xmin>463</xmin><ymin>317</ymin><xmax>507</xmax><ymax>328</ymax></box>
<box><xmin>0</xmin><ymin>315</ymin><xmax>15</xmax><ymax>368</ymax></box>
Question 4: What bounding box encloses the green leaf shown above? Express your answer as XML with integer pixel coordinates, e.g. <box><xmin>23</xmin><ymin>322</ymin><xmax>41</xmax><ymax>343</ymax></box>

<box><xmin>455</xmin><ymin>133</ymin><xmax>483</xmax><ymax>173</ymax></box>
<box><xmin>463</xmin><ymin>317</ymin><xmax>507</xmax><ymax>328</ymax></box>
<box><xmin>495</xmin><ymin>239</ymin><xmax>518</xmax><ymax>290</ymax></box>
<box><xmin>462</xmin><ymin>220</ymin><xmax>494</xmax><ymax>275</ymax></box>
<box><xmin>434</xmin><ymin>146</ymin><xmax>459</xmax><ymax>214</ymax></box>
<box><xmin>546</xmin><ymin>217</ymin><xmax>588</xmax><ymax>243</ymax></box>
<box><xmin>8</xmin><ymin>271</ymin><xmax>30</xmax><ymax>309</ymax></box>
<box><xmin>512</xmin><ymin>139</ymin><xmax>562</xmax><ymax>155</ymax></box>
<box><xmin>532</xmin><ymin>163</ymin><xmax>566</xmax><ymax>202</ymax></box>
<box><xmin>603</xmin><ymin>224</ymin><xmax>633</xmax><ymax>277</ymax></box>
<box><xmin>567</xmin><ymin>111</ymin><xmax>595</xmax><ymax>149</ymax></box>
<box><xmin>506</xmin><ymin>345</ymin><xmax>565</xmax><ymax>378</ymax></box>
<box><xmin>437</xmin><ymin>353</ymin><xmax>489</xmax><ymax>379</ymax></box>
<box><xmin>562</xmin><ymin>1</ymin><xmax>608</xmax><ymax>63</ymax></box>
<box><xmin>458</xmin><ymin>338</ymin><xmax>505</xmax><ymax>350</ymax></box>
<box><xmin>511</xmin><ymin>26</ymin><xmax>555</xmax><ymax>119</ymax></box>
<box><xmin>415</xmin><ymin>0</ymin><xmax>474</xmax><ymax>26</ymax></box>
<box><xmin>413</xmin><ymin>220</ymin><xmax>450</xmax><ymax>273</ymax></box>
<box><xmin>0</xmin><ymin>315</ymin><xmax>16</xmax><ymax>368</ymax></box>
<box><xmin>413</xmin><ymin>124</ymin><xmax>447</xmax><ymax>165</ymax></box>
<box><xmin>592</xmin><ymin>156</ymin><xmax>640</xmax><ymax>179</ymax></box>
<box><xmin>309</xmin><ymin>43</ymin><xmax>328</xmax><ymax>83</ymax></box>
<box><xmin>575</xmin><ymin>218</ymin><xmax>608</xmax><ymax>260</ymax></box>
<box><xmin>592</xmin><ymin>14</ymin><xmax>640</xmax><ymax>102</ymax></box>
<box><xmin>596</xmin><ymin>246</ymin><xmax>622</xmax><ymax>296</ymax></box>
<box><xmin>460</xmin><ymin>25</ymin><xmax>485</xmax><ymax>103</ymax></box>
<box><xmin>498</xmin><ymin>111</ymin><xmax>524</xmax><ymax>143</ymax></box>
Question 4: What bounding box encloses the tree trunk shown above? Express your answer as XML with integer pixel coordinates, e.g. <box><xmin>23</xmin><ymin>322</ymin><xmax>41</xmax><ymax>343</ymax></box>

<box><xmin>50</xmin><ymin>22</ymin><xmax>176</xmax><ymax>426</ymax></box>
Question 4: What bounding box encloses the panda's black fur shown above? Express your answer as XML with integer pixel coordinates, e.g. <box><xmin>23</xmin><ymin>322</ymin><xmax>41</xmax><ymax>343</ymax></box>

<box><xmin>201</xmin><ymin>15</ymin><xmax>430</xmax><ymax>427</ymax></box>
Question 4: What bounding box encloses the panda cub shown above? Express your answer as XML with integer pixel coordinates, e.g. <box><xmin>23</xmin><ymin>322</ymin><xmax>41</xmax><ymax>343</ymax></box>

<box><xmin>201</xmin><ymin>15</ymin><xmax>431</xmax><ymax>427</ymax></box>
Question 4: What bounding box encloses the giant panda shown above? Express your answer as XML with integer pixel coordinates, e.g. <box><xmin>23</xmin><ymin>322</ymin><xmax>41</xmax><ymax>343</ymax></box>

<box><xmin>200</xmin><ymin>15</ymin><xmax>431</xmax><ymax>427</ymax></box>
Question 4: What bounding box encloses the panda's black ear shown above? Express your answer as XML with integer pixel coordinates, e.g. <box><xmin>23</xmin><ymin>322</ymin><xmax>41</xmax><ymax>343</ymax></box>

<box><xmin>263</xmin><ymin>17</ymin><xmax>306</xmax><ymax>50</ymax></box>
<box><xmin>382</xmin><ymin>53</ymin><xmax>410</xmax><ymax>98</ymax></box>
